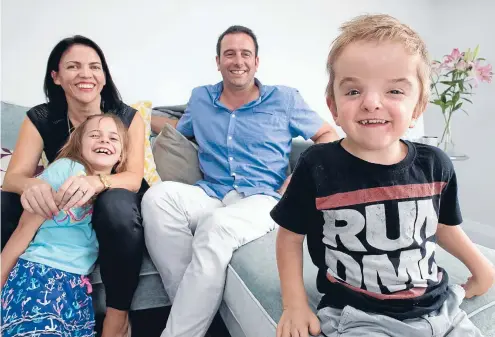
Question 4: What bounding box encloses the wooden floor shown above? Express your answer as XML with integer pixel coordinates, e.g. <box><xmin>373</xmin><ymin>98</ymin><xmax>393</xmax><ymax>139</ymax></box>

<box><xmin>96</xmin><ymin>306</ymin><xmax>232</xmax><ymax>337</ymax></box>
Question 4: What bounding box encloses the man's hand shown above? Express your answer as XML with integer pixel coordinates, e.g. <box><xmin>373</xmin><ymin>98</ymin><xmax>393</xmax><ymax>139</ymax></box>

<box><xmin>277</xmin><ymin>305</ymin><xmax>321</xmax><ymax>337</ymax></box>
<box><xmin>462</xmin><ymin>268</ymin><xmax>495</xmax><ymax>298</ymax></box>
<box><xmin>278</xmin><ymin>175</ymin><xmax>292</xmax><ymax>196</ymax></box>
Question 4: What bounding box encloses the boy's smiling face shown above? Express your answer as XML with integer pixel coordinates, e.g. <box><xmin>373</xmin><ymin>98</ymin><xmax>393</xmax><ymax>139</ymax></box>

<box><xmin>328</xmin><ymin>41</ymin><xmax>423</xmax><ymax>153</ymax></box>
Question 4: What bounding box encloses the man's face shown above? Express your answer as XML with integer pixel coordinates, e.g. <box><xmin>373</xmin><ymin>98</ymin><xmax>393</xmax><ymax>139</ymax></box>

<box><xmin>216</xmin><ymin>33</ymin><xmax>259</xmax><ymax>90</ymax></box>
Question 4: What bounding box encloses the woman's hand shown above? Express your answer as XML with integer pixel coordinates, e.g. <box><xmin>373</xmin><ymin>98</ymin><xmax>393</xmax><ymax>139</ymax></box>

<box><xmin>55</xmin><ymin>175</ymin><xmax>103</xmax><ymax>211</ymax></box>
<box><xmin>20</xmin><ymin>179</ymin><xmax>59</xmax><ymax>219</ymax></box>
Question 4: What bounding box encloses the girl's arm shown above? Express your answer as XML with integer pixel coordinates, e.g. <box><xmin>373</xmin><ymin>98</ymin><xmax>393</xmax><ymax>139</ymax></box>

<box><xmin>1</xmin><ymin>211</ymin><xmax>46</xmax><ymax>287</ymax></box>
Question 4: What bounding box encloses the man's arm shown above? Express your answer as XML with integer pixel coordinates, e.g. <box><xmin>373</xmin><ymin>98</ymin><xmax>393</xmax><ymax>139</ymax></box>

<box><xmin>311</xmin><ymin>122</ymin><xmax>339</xmax><ymax>144</ymax></box>
<box><xmin>279</xmin><ymin>122</ymin><xmax>338</xmax><ymax>194</ymax></box>
<box><xmin>150</xmin><ymin>115</ymin><xmax>179</xmax><ymax>134</ymax></box>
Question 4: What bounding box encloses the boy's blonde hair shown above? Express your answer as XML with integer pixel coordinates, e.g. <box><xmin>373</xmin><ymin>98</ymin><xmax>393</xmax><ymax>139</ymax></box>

<box><xmin>326</xmin><ymin>14</ymin><xmax>431</xmax><ymax>112</ymax></box>
<box><xmin>56</xmin><ymin>114</ymin><xmax>129</xmax><ymax>175</ymax></box>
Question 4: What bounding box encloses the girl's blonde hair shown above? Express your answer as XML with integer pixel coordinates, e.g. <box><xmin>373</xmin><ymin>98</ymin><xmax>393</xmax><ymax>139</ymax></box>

<box><xmin>56</xmin><ymin>114</ymin><xmax>129</xmax><ymax>175</ymax></box>
<box><xmin>326</xmin><ymin>14</ymin><xmax>431</xmax><ymax>112</ymax></box>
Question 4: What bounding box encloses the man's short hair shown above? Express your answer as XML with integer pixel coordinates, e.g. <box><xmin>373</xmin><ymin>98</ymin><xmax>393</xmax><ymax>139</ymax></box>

<box><xmin>216</xmin><ymin>25</ymin><xmax>259</xmax><ymax>57</ymax></box>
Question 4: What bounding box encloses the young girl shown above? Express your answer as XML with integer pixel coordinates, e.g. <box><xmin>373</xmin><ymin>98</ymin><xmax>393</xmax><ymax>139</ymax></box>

<box><xmin>1</xmin><ymin>114</ymin><xmax>129</xmax><ymax>337</ymax></box>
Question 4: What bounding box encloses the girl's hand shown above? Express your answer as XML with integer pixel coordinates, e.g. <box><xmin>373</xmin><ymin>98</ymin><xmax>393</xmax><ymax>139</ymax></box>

<box><xmin>55</xmin><ymin>176</ymin><xmax>103</xmax><ymax>210</ymax></box>
<box><xmin>20</xmin><ymin>180</ymin><xmax>59</xmax><ymax>219</ymax></box>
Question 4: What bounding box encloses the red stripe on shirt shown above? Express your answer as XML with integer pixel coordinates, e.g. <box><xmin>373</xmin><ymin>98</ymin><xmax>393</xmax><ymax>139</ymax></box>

<box><xmin>316</xmin><ymin>182</ymin><xmax>446</xmax><ymax>210</ymax></box>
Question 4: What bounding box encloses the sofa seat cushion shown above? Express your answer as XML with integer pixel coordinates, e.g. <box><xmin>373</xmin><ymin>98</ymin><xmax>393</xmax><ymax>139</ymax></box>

<box><xmin>227</xmin><ymin>227</ymin><xmax>495</xmax><ymax>337</ymax></box>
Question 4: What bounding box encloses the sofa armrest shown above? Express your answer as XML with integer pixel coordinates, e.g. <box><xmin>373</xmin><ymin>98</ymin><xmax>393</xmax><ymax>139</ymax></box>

<box><xmin>289</xmin><ymin>138</ymin><xmax>314</xmax><ymax>173</ymax></box>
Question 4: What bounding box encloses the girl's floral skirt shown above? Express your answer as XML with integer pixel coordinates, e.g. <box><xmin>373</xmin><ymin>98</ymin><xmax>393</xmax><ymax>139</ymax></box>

<box><xmin>1</xmin><ymin>259</ymin><xmax>95</xmax><ymax>337</ymax></box>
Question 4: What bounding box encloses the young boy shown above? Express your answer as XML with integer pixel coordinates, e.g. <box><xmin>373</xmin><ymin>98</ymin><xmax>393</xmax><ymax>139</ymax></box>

<box><xmin>270</xmin><ymin>14</ymin><xmax>495</xmax><ymax>337</ymax></box>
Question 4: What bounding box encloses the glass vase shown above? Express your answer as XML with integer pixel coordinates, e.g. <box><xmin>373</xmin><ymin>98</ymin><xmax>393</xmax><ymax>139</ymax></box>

<box><xmin>438</xmin><ymin>116</ymin><xmax>469</xmax><ymax>161</ymax></box>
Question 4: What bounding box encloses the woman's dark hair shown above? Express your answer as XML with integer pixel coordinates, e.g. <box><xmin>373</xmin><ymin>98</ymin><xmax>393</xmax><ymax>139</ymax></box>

<box><xmin>43</xmin><ymin>35</ymin><xmax>121</xmax><ymax>113</ymax></box>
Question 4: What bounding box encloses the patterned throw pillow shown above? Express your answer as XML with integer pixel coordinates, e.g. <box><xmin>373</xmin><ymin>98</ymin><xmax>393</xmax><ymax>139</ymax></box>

<box><xmin>1</xmin><ymin>148</ymin><xmax>46</xmax><ymax>189</ymax></box>
<box><xmin>130</xmin><ymin>101</ymin><xmax>161</xmax><ymax>186</ymax></box>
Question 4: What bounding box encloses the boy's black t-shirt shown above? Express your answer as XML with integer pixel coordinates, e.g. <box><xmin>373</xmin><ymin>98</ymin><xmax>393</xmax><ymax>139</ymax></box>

<box><xmin>270</xmin><ymin>140</ymin><xmax>462</xmax><ymax>320</ymax></box>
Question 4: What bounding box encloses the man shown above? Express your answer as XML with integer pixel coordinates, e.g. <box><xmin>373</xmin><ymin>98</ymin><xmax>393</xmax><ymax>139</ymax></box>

<box><xmin>142</xmin><ymin>25</ymin><xmax>339</xmax><ymax>337</ymax></box>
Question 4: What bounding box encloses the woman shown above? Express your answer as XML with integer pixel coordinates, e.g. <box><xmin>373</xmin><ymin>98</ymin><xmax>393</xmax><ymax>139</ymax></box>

<box><xmin>1</xmin><ymin>35</ymin><xmax>145</xmax><ymax>337</ymax></box>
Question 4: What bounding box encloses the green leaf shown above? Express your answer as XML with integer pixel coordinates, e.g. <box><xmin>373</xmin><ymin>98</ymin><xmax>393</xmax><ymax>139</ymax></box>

<box><xmin>461</xmin><ymin>97</ymin><xmax>473</xmax><ymax>103</ymax></box>
<box><xmin>453</xmin><ymin>91</ymin><xmax>460</xmax><ymax>102</ymax></box>
<box><xmin>441</xmin><ymin>94</ymin><xmax>447</xmax><ymax>103</ymax></box>
<box><xmin>454</xmin><ymin>102</ymin><xmax>463</xmax><ymax>111</ymax></box>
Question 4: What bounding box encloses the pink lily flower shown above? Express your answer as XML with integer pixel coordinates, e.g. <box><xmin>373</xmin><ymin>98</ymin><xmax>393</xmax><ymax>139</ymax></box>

<box><xmin>444</xmin><ymin>48</ymin><xmax>462</xmax><ymax>64</ymax></box>
<box><xmin>476</xmin><ymin>63</ymin><xmax>493</xmax><ymax>83</ymax></box>
<box><xmin>431</xmin><ymin>60</ymin><xmax>443</xmax><ymax>76</ymax></box>
<box><xmin>467</xmin><ymin>61</ymin><xmax>493</xmax><ymax>87</ymax></box>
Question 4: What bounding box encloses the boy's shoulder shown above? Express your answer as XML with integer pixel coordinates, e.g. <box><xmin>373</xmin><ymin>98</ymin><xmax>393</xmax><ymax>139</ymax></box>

<box><xmin>412</xmin><ymin>142</ymin><xmax>455</xmax><ymax>172</ymax></box>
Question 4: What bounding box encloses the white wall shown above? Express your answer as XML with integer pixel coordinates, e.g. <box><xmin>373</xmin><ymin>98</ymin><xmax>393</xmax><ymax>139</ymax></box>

<box><xmin>423</xmin><ymin>0</ymin><xmax>495</xmax><ymax>225</ymax></box>
<box><xmin>1</xmin><ymin>0</ymin><xmax>430</xmax><ymax>140</ymax></box>
<box><xmin>4</xmin><ymin>1</ymin><xmax>492</xmax><ymax>224</ymax></box>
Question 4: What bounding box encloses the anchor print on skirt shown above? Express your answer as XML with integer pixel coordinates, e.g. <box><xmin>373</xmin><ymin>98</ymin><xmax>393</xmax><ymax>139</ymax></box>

<box><xmin>1</xmin><ymin>259</ymin><xmax>95</xmax><ymax>337</ymax></box>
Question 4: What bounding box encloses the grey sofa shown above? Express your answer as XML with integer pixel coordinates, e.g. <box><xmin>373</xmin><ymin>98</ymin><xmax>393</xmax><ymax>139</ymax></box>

<box><xmin>2</xmin><ymin>101</ymin><xmax>495</xmax><ymax>337</ymax></box>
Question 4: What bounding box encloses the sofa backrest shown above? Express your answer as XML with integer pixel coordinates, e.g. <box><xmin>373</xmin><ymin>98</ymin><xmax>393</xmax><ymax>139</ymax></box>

<box><xmin>1</xmin><ymin>102</ymin><xmax>29</xmax><ymax>149</ymax></box>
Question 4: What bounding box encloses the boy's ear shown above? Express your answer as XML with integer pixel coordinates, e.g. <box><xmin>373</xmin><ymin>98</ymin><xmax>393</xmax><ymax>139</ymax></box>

<box><xmin>326</xmin><ymin>96</ymin><xmax>340</xmax><ymax>126</ymax></box>
<box><xmin>410</xmin><ymin>101</ymin><xmax>426</xmax><ymax>128</ymax></box>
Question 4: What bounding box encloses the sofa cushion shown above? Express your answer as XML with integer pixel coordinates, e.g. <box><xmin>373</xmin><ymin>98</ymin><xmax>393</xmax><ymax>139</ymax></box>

<box><xmin>227</xmin><ymin>226</ymin><xmax>495</xmax><ymax>337</ymax></box>
<box><xmin>89</xmin><ymin>250</ymin><xmax>170</xmax><ymax>313</ymax></box>
<box><xmin>1</xmin><ymin>102</ymin><xmax>28</xmax><ymax>149</ymax></box>
<box><xmin>130</xmin><ymin>101</ymin><xmax>161</xmax><ymax>186</ymax></box>
<box><xmin>1</xmin><ymin>148</ymin><xmax>46</xmax><ymax>189</ymax></box>
<box><xmin>152</xmin><ymin>124</ymin><xmax>203</xmax><ymax>184</ymax></box>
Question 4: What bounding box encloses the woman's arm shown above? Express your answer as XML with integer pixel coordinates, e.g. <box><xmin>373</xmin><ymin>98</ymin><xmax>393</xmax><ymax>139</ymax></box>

<box><xmin>107</xmin><ymin>111</ymin><xmax>145</xmax><ymax>191</ymax></box>
<box><xmin>3</xmin><ymin>117</ymin><xmax>45</xmax><ymax>194</ymax></box>
<box><xmin>3</xmin><ymin>118</ymin><xmax>59</xmax><ymax>218</ymax></box>
<box><xmin>1</xmin><ymin>211</ymin><xmax>45</xmax><ymax>287</ymax></box>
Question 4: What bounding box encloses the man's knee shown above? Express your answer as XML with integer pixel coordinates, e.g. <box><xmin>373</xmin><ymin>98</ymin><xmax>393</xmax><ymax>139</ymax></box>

<box><xmin>93</xmin><ymin>188</ymin><xmax>142</xmax><ymax>236</ymax></box>
<box><xmin>198</xmin><ymin>210</ymin><xmax>238</xmax><ymax>248</ymax></box>
<box><xmin>141</xmin><ymin>181</ymin><xmax>188</xmax><ymax>226</ymax></box>
<box><xmin>142</xmin><ymin>181</ymin><xmax>182</xmax><ymax>209</ymax></box>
